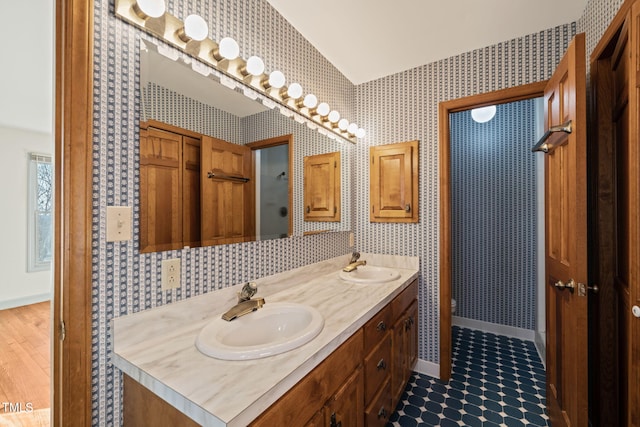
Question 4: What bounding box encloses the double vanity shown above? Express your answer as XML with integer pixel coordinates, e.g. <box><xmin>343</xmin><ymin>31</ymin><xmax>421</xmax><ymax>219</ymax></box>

<box><xmin>111</xmin><ymin>253</ymin><xmax>419</xmax><ymax>426</ymax></box>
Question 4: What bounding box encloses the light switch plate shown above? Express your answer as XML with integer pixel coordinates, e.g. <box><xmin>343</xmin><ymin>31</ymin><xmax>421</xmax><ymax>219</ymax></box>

<box><xmin>349</xmin><ymin>232</ymin><xmax>354</xmax><ymax>247</ymax></box>
<box><xmin>106</xmin><ymin>206</ymin><xmax>132</xmax><ymax>242</ymax></box>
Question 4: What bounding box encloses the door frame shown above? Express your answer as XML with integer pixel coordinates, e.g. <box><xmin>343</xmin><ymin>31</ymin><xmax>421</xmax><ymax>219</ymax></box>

<box><xmin>589</xmin><ymin>0</ymin><xmax>638</xmax><ymax>424</ymax></box>
<box><xmin>246</xmin><ymin>134</ymin><xmax>294</xmax><ymax>238</ymax></box>
<box><xmin>438</xmin><ymin>81</ymin><xmax>547</xmax><ymax>381</ymax></box>
<box><xmin>54</xmin><ymin>0</ymin><xmax>94</xmax><ymax>425</ymax></box>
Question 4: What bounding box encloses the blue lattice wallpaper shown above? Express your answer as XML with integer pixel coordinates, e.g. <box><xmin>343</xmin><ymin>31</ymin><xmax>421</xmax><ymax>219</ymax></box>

<box><xmin>90</xmin><ymin>0</ymin><xmax>626</xmax><ymax>424</ymax></box>
<box><xmin>450</xmin><ymin>100</ymin><xmax>538</xmax><ymax>329</ymax></box>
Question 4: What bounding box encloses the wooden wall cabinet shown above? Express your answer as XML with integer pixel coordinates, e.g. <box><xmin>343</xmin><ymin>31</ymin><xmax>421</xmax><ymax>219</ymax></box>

<box><xmin>122</xmin><ymin>280</ymin><xmax>418</xmax><ymax>427</ymax></box>
<box><xmin>139</xmin><ymin>120</ymin><xmax>253</xmax><ymax>252</ymax></box>
<box><xmin>304</xmin><ymin>151</ymin><xmax>341</xmax><ymax>222</ymax></box>
<box><xmin>140</xmin><ymin>122</ymin><xmax>201</xmax><ymax>252</ymax></box>
<box><xmin>369</xmin><ymin>141</ymin><xmax>419</xmax><ymax>223</ymax></box>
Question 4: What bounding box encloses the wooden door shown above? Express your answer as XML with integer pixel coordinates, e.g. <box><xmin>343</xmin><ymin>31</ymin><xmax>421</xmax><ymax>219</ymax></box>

<box><xmin>543</xmin><ymin>33</ymin><xmax>589</xmax><ymax>427</ymax></box>
<box><xmin>369</xmin><ymin>141</ymin><xmax>418</xmax><ymax>223</ymax></box>
<box><xmin>182</xmin><ymin>135</ymin><xmax>201</xmax><ymax>248</ymax></box>
<box><xmin>303</xmin><ymin>151</ymin><xmax>341</xmax><ymax>222</ymax></box>
<box><xmin>630</xmin><ymin>4</ymin><xmax>640</xmax><ymax>425</ymax></box>
<box><xmin>139</xmin><ymin>126</ymin><xmax>183</xmax><ymax>252</ymax></box>
<box><xmin>200</xmin><ymin>136</ymin><xmax>252</xmax><ymax>245</ymax></box>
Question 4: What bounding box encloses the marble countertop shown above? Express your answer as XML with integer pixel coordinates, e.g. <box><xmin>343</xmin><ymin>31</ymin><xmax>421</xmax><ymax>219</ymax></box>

<box><xmin>111</xmin><ymin>253</ymin><xmax>419</xmax><ymax>427</ymax></box>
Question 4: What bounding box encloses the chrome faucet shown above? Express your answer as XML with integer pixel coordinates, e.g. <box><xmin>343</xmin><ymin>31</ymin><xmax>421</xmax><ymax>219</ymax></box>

<box><xmin>343</xmin><ymin>252</ymin><xmax>367</xmax><ymax>272</ymax></box>
<box><xmin>221</xmin><ymin>282</ymin><xmax>265</xmax><ymax>321</ymax></box>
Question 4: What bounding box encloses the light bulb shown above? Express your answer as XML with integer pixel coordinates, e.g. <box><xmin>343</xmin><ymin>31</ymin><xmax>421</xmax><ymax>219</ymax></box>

<box><xmin>356</xmin><ymin>128</ymin><xmax>366</xmax><ymax>139</ymax></box>
<box><xmin>471</xmin><ymin>105</ymin><xmax>496</xmax><ymax>123</ymax></box>
<box><xmin>316</xmin><ymin>102</ymin><xmax>330</xmax><ymax>117</ymax></box>
<box><xmin>245</xmin><ymin>56</ymin><xmax>265</xmax><ymax>76</ymax></box>
<box><xmin>338</xmin><ymin>118</ymin><xmax>349</xmax><ymax>131</ymax></box>
<box><xmin>328</xmin><ymin>110</ymin><xmax>340</xmax><ymax>123</ymax></box>
<box><xmin>179</xmin><ymin>14</ymin><xmax>208</xmax><ymax>42</ymax></box>
<box><xmin>217</xmin><ymin>37</ymin><xmax>239</xmax><ymax>60</ymax></box>
<box><xmin>347</xmin><ymin>123</ymin><xmax>358</xmax><ymax>135</ymax></box>
<box><xmin>267</xmin><ymin>71</ymin><xmax>285</xmax><ymax>89</ymax></box>
<box><xmin>303</xmin><ymin>94</ymin><xmax>318</xmax><ymax>109</ymax></box>
<box><xmin>133</xmin><ymin>0</ymin><xmax>165</xmax><ymax>19</ymax></box>
<box><xmin>287</xmin><ymin>83</ymin><xmax>303</xmax><ymax>99</ymax></box>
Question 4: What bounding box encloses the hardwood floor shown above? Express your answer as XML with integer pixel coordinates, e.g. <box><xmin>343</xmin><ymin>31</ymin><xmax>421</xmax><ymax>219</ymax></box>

<box><xmin>0</xmin><ymin>301</ymin><xmax>51</xmax><ymax>426</ymax></box>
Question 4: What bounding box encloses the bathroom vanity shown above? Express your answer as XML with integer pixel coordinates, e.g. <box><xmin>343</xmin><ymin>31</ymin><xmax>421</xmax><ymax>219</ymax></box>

<box><xmin>111</xmin><ymin>253</ymin><xmax>419</xmax><ymax>426</ymax></box>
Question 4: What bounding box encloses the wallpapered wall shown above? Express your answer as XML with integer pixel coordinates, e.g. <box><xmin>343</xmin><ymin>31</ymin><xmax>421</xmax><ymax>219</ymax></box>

<box><xmin>449</xmin><ymin>100</ymin><xmax>538</xmax><ymax>329</ymax></box>
<box><xmin>91</xmin><ymin>0</ymin><xmax>625</xmax><ymax>424</ymax></box>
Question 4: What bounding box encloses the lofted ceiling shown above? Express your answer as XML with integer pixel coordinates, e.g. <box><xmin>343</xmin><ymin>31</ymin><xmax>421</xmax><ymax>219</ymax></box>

<box><xmin>267</xmin><ymin>0</ymin><xmax>589</xmax><ymax>85</ymax></box>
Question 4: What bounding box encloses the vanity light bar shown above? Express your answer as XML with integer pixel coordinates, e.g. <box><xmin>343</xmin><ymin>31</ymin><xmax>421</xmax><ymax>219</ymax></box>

<box><xmin>115</xmin><ymin>0</ymin><xmax>365</xmax><ymax>143</ymax></box>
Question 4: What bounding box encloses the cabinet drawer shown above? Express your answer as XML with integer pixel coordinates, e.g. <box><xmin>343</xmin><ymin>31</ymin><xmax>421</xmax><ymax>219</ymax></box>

<box><xmin>392</xmin><ymin>279</ymin><xmax>418</xmax><ymax>319</ymax></box>
<box><xmin>364</xmin><ymin>335</ymin><xmax>391</xmax><ymax>403</ymax></box>
<box><xmin>364</xmin><ymin>304</ymin><xmax>391</xmax><ymax>354</ymax></box>
<box><xmin>365</xmin><ymin>379</ymin><xmax>392</xmax><ymax>427</ymax></box>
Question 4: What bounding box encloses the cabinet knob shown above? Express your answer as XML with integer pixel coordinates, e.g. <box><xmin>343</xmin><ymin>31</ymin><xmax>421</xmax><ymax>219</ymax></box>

<box><xmin>405</xmin><ymin>204</ymin><xmax>411</xmax><ymax>212</ymax></box>
<box><xmin>330</xmin><ymin>412</ymin><xmax>342</xmax><ymax>427</ymax></box>
<box><xmin>376</xmin><ymin>358</ymin><xmax>387</xmax><ymax>370</ymax></box>
<box><xmin>376</xmin><ymin>321</ymin><xmax>386</xmax><ymax>332</ymax></box>
<box><xmin>306</xmin><ymin>206</ymin><xmax>310</xmax><ymax>213</ymax></box>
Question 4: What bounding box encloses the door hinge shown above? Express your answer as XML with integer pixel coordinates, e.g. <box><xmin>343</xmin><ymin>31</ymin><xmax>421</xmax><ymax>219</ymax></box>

<box><xmin>334</xmin><ymin>206</ymin><xmax>337</xmax><ymax>214</ymax></box>
<box><xmin>59</xmin><ymin>320</ymin><xmax>66</xmax><ymax>341</ymax></box>
<box><xmin>334</xmin><ymin>160</ymin><xmax>337</xmax><ymax>168</ymax></box>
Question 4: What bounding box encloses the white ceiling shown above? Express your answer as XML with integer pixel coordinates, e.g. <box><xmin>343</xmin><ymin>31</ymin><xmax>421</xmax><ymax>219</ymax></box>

<box><xmin>267</xmin><ymin>0</ymin><xmax>589</xmax><ymax>85</ymax></box>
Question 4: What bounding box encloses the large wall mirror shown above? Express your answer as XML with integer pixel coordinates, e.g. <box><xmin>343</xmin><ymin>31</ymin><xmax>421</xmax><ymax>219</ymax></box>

<box><xmin>139</xmin><ymin>39</ymin><xmax>352</xmax><ymax>253</ymax></box>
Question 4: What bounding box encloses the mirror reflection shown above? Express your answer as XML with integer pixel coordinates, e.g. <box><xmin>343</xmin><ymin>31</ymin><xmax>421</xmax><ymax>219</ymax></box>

<box><xmin>139</xmin><ymin>40</ymin><xmax>351</xmax><ymax>253</ymax></box>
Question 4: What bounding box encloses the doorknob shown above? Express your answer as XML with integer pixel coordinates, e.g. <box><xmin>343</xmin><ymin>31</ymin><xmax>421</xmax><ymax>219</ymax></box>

<box><xmin>554</xmin><ymin>279</ymin><xmax>576</xmax><ymax>292</ymax></box>
<box><xmin>633</xmin><ymin>306</ymin><xmax>640</xmax><ymax>318</ymax></box>
<box><xmin>577</xmin><ymin>282</ymin><xmax>599</xmax><ymax>297</ymax></box>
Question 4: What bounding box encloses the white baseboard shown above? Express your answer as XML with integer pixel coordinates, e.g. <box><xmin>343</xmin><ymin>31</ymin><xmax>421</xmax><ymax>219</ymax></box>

<box><xmin>0</xmin><ymin>293</ymin><xmax>51</xmax><ymax>310</ymax></box>
<box><xmin>414</xmin><ymin>358</ymin><xmax>440</xmax><ymax>379</ymax></box>
<box><xmin>534</xmin><ymin>331</ymin><xmax>546</xmax><ymax>368</ymax></box>
<box><xmin>452</xmin><ymin>316</ymin><xmax>535</xmax><ymax>341</ymax></box>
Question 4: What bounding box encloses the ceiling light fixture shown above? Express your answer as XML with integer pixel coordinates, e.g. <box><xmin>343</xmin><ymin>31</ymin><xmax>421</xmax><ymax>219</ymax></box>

<box><xmin>471</xmin><ymin>105</ymin><xmax>497</xmax><ymax>123</ymax></box>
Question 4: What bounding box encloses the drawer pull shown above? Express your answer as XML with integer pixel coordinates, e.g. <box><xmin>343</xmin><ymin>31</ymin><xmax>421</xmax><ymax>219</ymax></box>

<box><xmin>376</xmin><ymin>358</ymin><xmax>387</xmax><ymax>370</ymax></box>
<box><xmin>376</xmin><ymin>321</ymin><xmax>387</xmax><ymax>332</ymax></box>
<box><xmin>378</xmin><ymin>407</ymin><xmax>388</xmax><ymax>419</ymax></box>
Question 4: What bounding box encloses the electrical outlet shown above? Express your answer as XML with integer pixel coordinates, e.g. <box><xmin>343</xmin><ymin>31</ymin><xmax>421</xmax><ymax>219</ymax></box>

<box><xmin>161</xmin><ymin>258</ymin><xmax>181</xmax><ymax>290</ymax></box>
<box><xmin>349</xmin><ymin>232</ymin><xmax>355</xmax><ymax>247</ymax></box>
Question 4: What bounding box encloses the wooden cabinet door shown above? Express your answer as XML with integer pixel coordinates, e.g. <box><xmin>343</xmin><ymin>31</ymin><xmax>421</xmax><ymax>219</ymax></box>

<box><xmin>304</xmin><ymin>151</ymin><xmax>341</xmax><ymax>222</ymax></box>
<box><xmin>369</xmin><ymin>141</ymin><xmax>418</xmax><ymax>223</ymax></box>
<box><xmin>543</xmin><ymin>33</ymin><xmax>589</xmax><ymax>427</ymax></box>
<box><xmin>182</xmin><ymin>135</ymin><xmax>201</xmax><ymax>248</ymax></box>
<box><xmin>324</xmin><ymin>367</ymin><xmax>364</xmax><ymax>427</ymax></box>
<box><xmin>390</xmin><ymin>314</ymin><xmax>407</xmax><ymax>407</ymax></box>
<box><xmin>139</xmin><ymin>126</ymin><xmax>183</xmax><ymax>252</ymax></box>
<box><xmin>201</xmin><ymin>136</ymin><xmax>252</xmax><ymax>245</ymax></box>
<box><xmin>405</xmin><ymin>300</ymin><xmax>418</xmax><ymax>374</ymax></box>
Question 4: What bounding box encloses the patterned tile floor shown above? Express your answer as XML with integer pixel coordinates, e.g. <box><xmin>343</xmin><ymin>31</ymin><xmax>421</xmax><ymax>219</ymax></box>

<box><xmin>388</xmin><ymin>326</ymin><xmax>549</xmax><ymax>426</ymax></box>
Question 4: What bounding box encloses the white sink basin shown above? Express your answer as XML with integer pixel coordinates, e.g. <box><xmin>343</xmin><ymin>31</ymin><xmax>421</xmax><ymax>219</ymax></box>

<box><xmin>339</xmin><ymin>265</ymin><xmax>401</xmax><ymax>284</ymax></box>
<box><xmin>195</xmin><ymin>302</ymin><xmax>324</xmax><ymax>360</ymax></box>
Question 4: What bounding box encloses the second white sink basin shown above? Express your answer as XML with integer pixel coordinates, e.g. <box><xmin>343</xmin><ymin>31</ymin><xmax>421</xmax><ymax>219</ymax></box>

<box><xmin>195</xmin><ymin>302</ymin><xmax>324</xmax><ymax>360</ymax></box>
<box><xmin>339</xmin><ymin>265</ymin><xmax>401</xmax><ymax>284</ymax></box>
